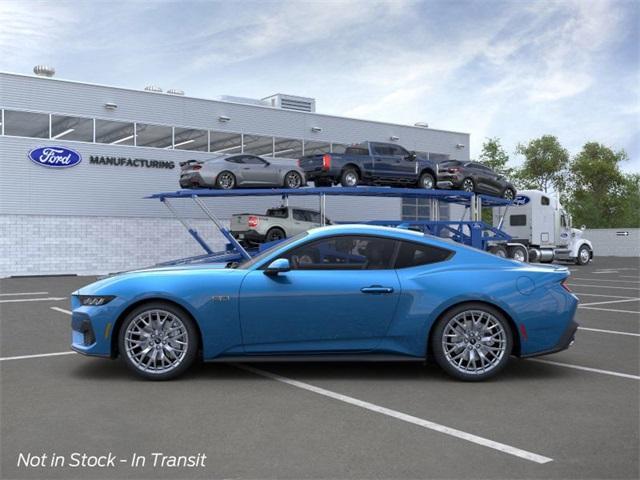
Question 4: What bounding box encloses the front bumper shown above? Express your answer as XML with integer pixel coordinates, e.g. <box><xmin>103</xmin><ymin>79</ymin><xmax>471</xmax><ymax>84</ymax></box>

<box><xmin>70</xmin><ymin>297</ymin><xmax>121</xmax><ymax>357</ymax></box>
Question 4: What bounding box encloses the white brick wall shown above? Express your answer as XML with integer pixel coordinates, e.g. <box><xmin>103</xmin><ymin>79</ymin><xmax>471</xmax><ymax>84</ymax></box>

<box><xmin>584</xmin><ymin>228</ymin><xmax>640</xmax><ymax>257</ymax></box>
<box><xmin>0</xmin><ymin>215</ymin><xmax>229</xmax><ymax>277</ymax></box>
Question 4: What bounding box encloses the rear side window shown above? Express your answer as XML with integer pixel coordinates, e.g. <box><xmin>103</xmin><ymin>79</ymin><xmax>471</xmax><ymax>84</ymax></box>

<box><xmin>292</xmin><ymin>209</ymin><xmax>309</xmax><ymax>221</ymax></box>
<box><xmin>225</xmin><ymin>156</ymin><xmax>244</xmax><ymax>164</ymax></box>
<box><xmin>510</xmin><ymin>215</ymin><xmax>527</xmax><ymax>226</ymax></box>
<box><xmin>394</xmin><ymin>241</ymin><xmax>452</xmax><ymax>268</ymax></box>
<box><xmin>267</xmin><ymin>208</ymin><xmax>288</xmax><ymax>218</ymax></box>
<box><xmin>345</xmin><ymin>147</ymin><xmax>369</xmax><ymax>156</ymax></box>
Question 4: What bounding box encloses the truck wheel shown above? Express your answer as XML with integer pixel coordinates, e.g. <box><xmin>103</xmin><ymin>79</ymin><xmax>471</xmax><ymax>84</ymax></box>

<box><xmin>340</xmin><ymin>168</ymin><xmax>359</xmax><ymax>187</ymax></box>
<box><xmin>508</xmin><ymin>245</ymin><xmax>527</xmax><ymax>262</ymax></box>
<box><xmin>216</xmin><ymin>171</ymin><xmax>236</xmax><ymax>189</ymax></box>
<box><xmin>576</xmin><ymin>245</ymin><xmax>591</xmax><ymax>265</ymax></box>
<box><xmin>431</xmin><ymin>303</ymin><xmax>513</xmax><ymax>381</ymax></box>
<box><xmin>488</xmin><ymin>245</ymin><xmax>508</xmax><ymax>258</ymax></box>
<box><xmin>284</xmin><ymin>171</ymin><xmax>303</xmax><ymax>189</ymax></box>
<box><xmin>418</xmin><ymin>172</ymin><xmax>435</xmax><ymax>189</ymax></box>
<box><xmin>266</xmin><ymin>228</ymin><xmax>286</xmax><ymax>243</ymax></box>
<box><xmin>462</xmin><ymin>178</ymin><xmax>475</xmax><ymax>192</ymax></box>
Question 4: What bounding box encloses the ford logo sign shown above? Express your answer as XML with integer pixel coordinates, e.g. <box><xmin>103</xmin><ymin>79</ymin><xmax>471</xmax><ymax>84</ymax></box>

<box><xmin>513</xmin><ymin>195</ymin><xmax>530</xmax><ymax>206</ymax></box>
<box><xmin>28</xmin><ymin>146</ymin><xmax>82</xmax><ymax>168</ymax></box>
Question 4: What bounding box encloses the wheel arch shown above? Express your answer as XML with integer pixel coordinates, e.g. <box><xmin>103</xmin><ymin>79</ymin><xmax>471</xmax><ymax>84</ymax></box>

<box><xmin>341</xmin><ymin>163</ymin><xmax>362</xmax><ymax>177</ymax></box>
<box><xmin>419</xmin><ymin>167</ymin><xmax>436</xmax><ymax>178</ymax></box>
<box><xmin>426</xmin><ymin>299</ymin><xmax>521</xmax><ymax>359</ymax></box>
<box><xmin>110</xmin><ymin>297</ymin><xmax>204</xmax><ymax>359</ymax></box>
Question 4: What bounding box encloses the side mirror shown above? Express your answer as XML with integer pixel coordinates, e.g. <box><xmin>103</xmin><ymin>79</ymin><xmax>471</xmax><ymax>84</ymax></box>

<box><xmin>264</xmin><ymin>258</ymin><xmax>290</xmax><ymax>275</ymax></box>
<box><xmin>581</xmin><ymin>225</ymin><xmax>586</xmax><ymax>231</ymax></box>
<box><xmin>407</xmin><ymin>151</ymin><xmax>417</xmax><ymax>161</ymax></box>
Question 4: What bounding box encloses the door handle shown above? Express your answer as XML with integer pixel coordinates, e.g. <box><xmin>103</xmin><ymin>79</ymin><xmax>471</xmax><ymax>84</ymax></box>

<box><xmin>360</xmin><ymin>286</ymin><xmax>394</xmax><ymax>294</ymax></box>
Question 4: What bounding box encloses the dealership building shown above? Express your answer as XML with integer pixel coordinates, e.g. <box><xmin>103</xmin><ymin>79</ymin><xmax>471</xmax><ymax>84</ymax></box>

<box><xmin>0</xmin><ymin>69</ymin><xmax>470</xmax><ymax>277</ymax></box>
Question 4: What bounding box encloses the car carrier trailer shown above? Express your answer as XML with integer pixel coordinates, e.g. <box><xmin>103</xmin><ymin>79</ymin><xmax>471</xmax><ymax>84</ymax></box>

<box><xmin>147</xmin><ymin>186</ymin><xmax>527</xmax><ymax>266</ymax></box>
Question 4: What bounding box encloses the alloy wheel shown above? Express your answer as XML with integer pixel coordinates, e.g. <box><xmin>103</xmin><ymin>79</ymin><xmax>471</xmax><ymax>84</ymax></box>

<box><xmin>286</xmin><ymin>172</ymin><xmax>302</xmax><ymax>189</ymax></box>
<box><xmin>124</xmin><ymin>309</ymin><xmax>189</xmax><ymax>374</ymax></box>
<box><xmin>421</xmin><ymin>175</ymin><xmax>434</xmax><ymax>189</ymax></box>
<box><xmin>218</xmin><ymin>172</ymin><xmax>235</xmax><ymax>189</ymax></box>
<box><xmin>579</xmin><ymin>247</ymin><xmax>590</xmax><ymax>264</ymax></box>
<box><xmin>344</xmin><ymin>172</ymin><xmax>358</xmax><ymax>186</ymax></box>
<box><xmin>462</xmin><ymin>179</ymin><xmax>474</xmax><ymax>192</ymax></box>
<box><xmin>441</xmin><ymin>309</ymin><xmax>507</xmax><ymax>375</ymax></box>
<box><xmin>504</xmin><ymin>189</ymin><xmax>515</xmax><ymax>200</ymax></box>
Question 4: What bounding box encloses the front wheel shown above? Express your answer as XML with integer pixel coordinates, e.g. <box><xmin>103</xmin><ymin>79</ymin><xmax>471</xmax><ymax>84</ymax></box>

<box><xmin>284</xmin><ymin>171</ymin><xmax>303</xmax><ymax>189</ymax></box>
<box><xmin>576</xmin><ymin>245</ymin><xmax>591</xmax><ymax>265</ymax></box>
<box><xmin>418</xmin><ymin>172</ymin><xmax>435</xmax><ymax>189</ymax></box>
<box><xmin>118</xmin><ymin>302</ymin><xmax>198</xmax><ymax>380</ymax></box>
<box><xmin>462</xmin><ymin>177</ymin><xmax>475</xmax><ymax>192</ymax></box>
<box><xmin>431</xmin><ymin>303</ymin><xmax>513</xmax><ymax>381</ymax></box>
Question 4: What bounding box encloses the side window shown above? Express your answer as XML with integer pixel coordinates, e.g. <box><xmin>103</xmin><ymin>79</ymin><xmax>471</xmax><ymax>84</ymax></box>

<box><xmin>243</xmin><ymin>155</ymin><xmax>267</xmax><ymax>165</ymax></box>
<box><xmin>510</xmin><ymin>215</ymin><xmax>527</xmax><ymax>226</ymax></box>
<box><xmin>292</xmin><ymin>209</ymin><xmax>308</xmax><ymax>221</ymax></box>
<box><xmin>391</xmin><ymin>146</ymin><xmax>410</xmax><ymax>157</ymax></box>
<box><xmin>541</xmin><ymin>196</ymin><xmax>550</xmax><ymax>206</ymax></box>
<box><xmin>307</xmin><ymin>211</ymin><xmax>321</xmax><ymax>223</ymax></box>
<box><xmin>280</xmin><ymin>236</ymin><xmax>397</xmax><ymax>270</ymax></box>
<box><xmin>394</xmin><ymin>241</ymin><xmax>452</xmax><ymax>268</ymax></box>
<box><xmin>226</xmin><ymin>156</ymin><xmax>244</xmax><ymax>164</ymax></box>
<box><xmin>561</xmin><ymin>215</ymin><xmax>567</xmax><ymax>227</ymax></box>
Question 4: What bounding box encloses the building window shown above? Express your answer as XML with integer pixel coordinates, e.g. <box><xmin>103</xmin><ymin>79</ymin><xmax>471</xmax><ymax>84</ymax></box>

<box><xmin>3</xmin><ymin>110</ymin><xmax>49</xmax><ymax>138</ymax></box>
<box><xmin>51</xmin><ymin>114</ymin><xmax>93</xmax><ymax>142</ymax></box>
<box><xmin>209</xmin><ymin>131</ymin><xmax>242</xmax><ymax>154</ymax></box>
<box><xmin>273</xmin><ymin>137</ymin><xmax>303</xmax><ymax>159</ymax></box>
<box><xmin>243</xmin><ymin>134</ymin><xmax>274</xmax><ymax>156</ymax></box>
<box><xmin>303</xmin><ymin>141</ymin><xmax>331</xmax><ymax>155</ymax></box>
<box><xmin>331</xmin><ymin>143</ymin><xmax>348</xmax><ymax>154</ymax></box>
<box><xmin>173</xmin><ymin>127</ymin><xmax>208</xmax><ymax>151</ymax></box>
<box><xmin>135</xmin><ymin>123</ymin><xmax>173</xmax><ymax>148</ymax></box>
<box><xmin>95</xmin><ymin>119</ymin><xmax>135</xmax><ymax>145</ymax></box>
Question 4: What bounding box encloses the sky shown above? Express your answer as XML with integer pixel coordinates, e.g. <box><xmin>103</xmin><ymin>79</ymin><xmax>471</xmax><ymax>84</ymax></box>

<box><xmin>1</xmin><ymin>0</ymin><xmax>638</xmax><ymax>172</ymax></box>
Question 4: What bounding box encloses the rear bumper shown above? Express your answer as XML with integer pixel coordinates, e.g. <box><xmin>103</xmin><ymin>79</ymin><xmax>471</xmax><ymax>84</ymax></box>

<box><xmin>179</xmin><ymin>172</ymin><xmax>209</xmax><ymax>188</ymax></box>
<box><xmin>520</xmin><ymin>320</ymin><xmax>579</xmax><ymax>358</ymax></box>
<box><xmin>231</xmin><ymin>230</ymin><xmax>266</xmax><ymax>244</ymax></box>
<box><xmin>436</xmin><ymin>174</ymin><xmax>464</xmax><ymax>189</ymax></box>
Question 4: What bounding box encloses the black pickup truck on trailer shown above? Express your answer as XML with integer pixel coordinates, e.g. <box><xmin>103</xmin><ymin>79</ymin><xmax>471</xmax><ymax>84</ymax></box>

<box><xmin>298</xmin><ymin>141</ymin><xmax>439</xmax><ymax>188</ymax></box>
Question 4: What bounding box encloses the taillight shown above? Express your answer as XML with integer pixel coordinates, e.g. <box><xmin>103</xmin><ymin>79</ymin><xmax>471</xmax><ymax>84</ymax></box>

<box><xmin>192</xmin><ymin>165</ymin><xmax>202</xmax><ymax>170</ymax></box>
<box><xmin>448</xmin><ymin>167</ymin><xmax>459</xmax><ymax>173</ymax></box>
<box><xmin>561</xmin><ymin>278</ymin><xmax>572</xmax><ymax>293</ymax></box>
<box><xmin>248</xmin><ymin>216</ymin><xmax>259</xmax><ymax>228</ymax></box>
<box><xmin>297</xmin><ymin>159</ymin><xmax>301</xmax><ymax>167</ymax></box>
<box><xmin>322</xmin><ymin>154</ymin><xmax>332</xmax><ymax>171</ymax></box>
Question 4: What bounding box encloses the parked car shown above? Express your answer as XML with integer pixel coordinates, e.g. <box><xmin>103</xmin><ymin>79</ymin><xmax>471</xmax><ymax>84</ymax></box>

<box><xmin>436</xmin><ymin>160</ymin><xmax>516</xmax><ymax>199</ymax></box>
<box><xmin>179</xmin><ymin>154</ymin><xmax>306</xmax><ymax>189</ymax></box>
<box><xmin>231</xmin><ymin>206</ymin><xmax>331</xmax><ymax>245</ymax></box>
<box><xmin>298</xmin><ymin>141</ymin><xmax>438</xmax><ymax>189</ymax></box>
<box><xmin>71</xmin><ymin>224</ymin><xmax>578</xmax><ymax>381</ymax></box>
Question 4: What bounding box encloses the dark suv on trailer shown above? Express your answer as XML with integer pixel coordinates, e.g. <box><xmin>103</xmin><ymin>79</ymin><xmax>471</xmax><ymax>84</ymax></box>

<box><xmin>436</xmin><ymin>160</ymin><xmax>516</xmax><ymax>199</ymax></box>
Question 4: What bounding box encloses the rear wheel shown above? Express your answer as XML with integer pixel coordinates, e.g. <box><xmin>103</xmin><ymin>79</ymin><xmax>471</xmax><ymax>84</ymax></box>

<box><xmin>503</xmin><ymin>188</ymin><xmax>516</xmax><ymax>201</ymax></box>
<box><xmin>284</xmin><ymin>171</ymin><xmax>303</xmax><ymax>189</ymax></box>
<box><xmin>418</xmin><ymin>172</ymin><xmax>435</xmax><ymax>189</ymax></box>
<box><xmin>216</xmin><ymin>171</ymin><xmax>236</xmax><ymax>189</ymax></box>
<box><xmin>462</xmin><ymin>177</ymin><xmax>475</xmax><ymax>192</ymax></box>
<box><xmin>488</xmin><ymin>245</ymin><xmax>508</xmax><ymax>258</ymax></box>
<box><xmin>118</xmin><ymin>302</ymin><xmax>198</xmax><ymax>380</ymax></box>
<box><xmin>431</xmin><ymin>303</ymin><xmax>513</xmax><ymax>381</ymax></box>
<box><xmin>508</xmin><ymin>245</ymin><xmax>528</xmax><ymax>262</ymax></box>
<box><xmin>265</xmin><ymin>227</ymin><xmax>286</xmax><ymax>243</ymax></box>
<box><xmin>340</xmin><ymin>168</ymin><xmax>359</xmax><ymax>187</ymax></box>
<box><xmin>576</xmin><ymin>245</ymin><xmax>591</xmax><ymax>265</ymax></box>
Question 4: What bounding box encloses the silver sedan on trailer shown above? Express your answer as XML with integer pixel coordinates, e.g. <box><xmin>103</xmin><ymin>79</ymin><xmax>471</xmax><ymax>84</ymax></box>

<box><xmin>179</xmin><ymin>154</ymin><xmax>306</xmax><ymax>189</ymax></box>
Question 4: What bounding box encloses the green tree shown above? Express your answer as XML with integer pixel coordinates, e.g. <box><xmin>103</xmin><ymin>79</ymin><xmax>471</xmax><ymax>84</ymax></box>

<box><xmin>565</xmin><ymin>142</ymin><xmax>638</xmax><ymax>228</ymax></box>
<box><xmin>515</xmin><ymin>135</ymin><xmax>569</xmax><ymax>193</ymax></box>
<box><xmin>479</xmin><ymin>137</ymin><xmax>512</xmax><ymax>176</ymax></box>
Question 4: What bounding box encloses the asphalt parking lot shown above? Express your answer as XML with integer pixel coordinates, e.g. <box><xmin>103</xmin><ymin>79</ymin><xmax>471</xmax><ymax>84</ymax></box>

<box><xmin>1</xmin><ymin>257</ymin><xmax>638</xmax><ymax>480</ymax></box>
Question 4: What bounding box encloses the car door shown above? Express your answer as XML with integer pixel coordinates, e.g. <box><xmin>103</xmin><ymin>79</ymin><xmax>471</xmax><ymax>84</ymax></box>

<box><xmin>371</xmin><ymin>143</ymin><xmax>396</xmax><ymax>179</ymax></box>
<box><xmin>388</xmin><ymin>145</ymin><xmax>417</xmax><ymax>181</ymax></box>
<box><xmin>238</xmin><ymin>235</ymin><xmax>401</xmax><ymax>353</ymax></box>
<box><xmin>240</xmin><ymin>155</ymin><xmax>274</xmax><ymax>185</ymax></box>
<box><xmin>290</xmin><ymin>209</ymin><xmax>310</xmax><ymax>235</ymax></box>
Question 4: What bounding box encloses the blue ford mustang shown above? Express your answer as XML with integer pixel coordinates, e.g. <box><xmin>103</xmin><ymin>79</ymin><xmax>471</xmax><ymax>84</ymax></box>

<box><xmin>71</xmin><ymin>225</ymin><xmax>578</xmax><ymax>381</ymax></box>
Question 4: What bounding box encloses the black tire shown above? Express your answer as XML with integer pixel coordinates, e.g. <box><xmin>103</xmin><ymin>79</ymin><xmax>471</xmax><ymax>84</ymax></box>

<box><xmin>576</xmin><ymin>245</ymin><xmax>591</xmax><ymax>265</ymax></box>
<box><xmin>284</xmin><ymin>171</ymin><xmax>303</xmax><ymax>189</ymax></box>
<box><xmin>418</xmin><ymin>172</ymin><xmax>435</xmax><ymax>190</ymax></box>
<box><xmin>503</xmin><ymin>188</ymin><xmax>516</xmax><ymax>201</ymax></box>
<box><xmin>340</xmin><ymin>168</ymin><xmax>359</xmax><ymax>187</ymax></box>
<box><xmin>431</xmin><ymin>302</ymin><xmax>513</xmax><ymax>381</ymax></box>
<box><xmin>488</xmin><ymin>245</ymin><xmax>508</xmax><ymax>258</ymax></box>
<box><xmin>118</xmin><ymin>301</ymin><xmax>199</xmax><ymax>381</ymax></box>
<box><xmin>216</xmin><ymin>171</ymin><xmax>236</xmax><ymax>189</ymax></box>
<box><xmin>461</xmin><ymin>177</ymin><xmax>475</xmax><ymax>192</ymax></box>
<box><xmin>508</xmin><ymin>245</ymin><xmax>528</xmax><ymax>263</ymax></box>
<box><xmin>265</xmin><ymin>227</ymin><xmax>286</xmax><ymax>243</ymax></box>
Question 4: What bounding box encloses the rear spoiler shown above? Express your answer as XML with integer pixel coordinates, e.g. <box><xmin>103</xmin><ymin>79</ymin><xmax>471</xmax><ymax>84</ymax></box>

<box><xmin>179</xmin><ymin>160</ymin><xmax>201</xmax><ymax>168</ymax></box>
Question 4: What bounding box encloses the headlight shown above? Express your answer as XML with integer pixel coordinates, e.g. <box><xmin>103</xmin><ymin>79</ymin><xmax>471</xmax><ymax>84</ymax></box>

<box><xmin>78</xmin><ymin>295</ymin><xmax>115</xmax><ymax>306</ymax></box>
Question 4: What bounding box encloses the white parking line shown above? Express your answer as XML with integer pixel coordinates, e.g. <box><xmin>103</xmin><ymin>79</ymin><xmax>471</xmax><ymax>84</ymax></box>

<box><xmin>0</xmin><ymin>291</ymin><xmax>49</xmax><ymax>296</ymax></box>
<box><xmin>568</xmin><ymin>283</ymin><xmax>640</xmax><ymax>291</ymax></box>
<box><xmin>573</xmin><ymin>293</ymin><xmax>637</xmax><ymax>299</ymax></box>
<box><xmin>51</xmin><ymin>306</ymin><xmax>72</xmax><ymax>315</ymax></box>
<box><xmin>579</xmin><ymin>306</ymin><xmax>640</xmax><ymax>314</ymax></box>
<box><xmin>0</xmin><ymin>351</ymin><xmax>76</xmax><ymax>362</ymax></box>
<box><xmin>0</xmin><ymin>297</ymin><xmax>67</xmax><ymax>303</ymax></box>
<box><xmin>580</xmin><ymin>298</ymin><xmax>640</xmax><ymax>307</ymax></box>
<box><xmin>578</xmin><ymin>327</ymin><xmax>640</xmax><ymax>337</ymax></box>
<box><xmin>235</xmin><ymin>364</ymin><xmax>553</xmax><ymax>464</ymax></box>
<box><xmin>529</xmin><ymin>359</ymin><xmax>640</xmax><ymax>380</ymax></box>
<box><xmin>572</xmin><ymin>278</ymin><xmax>639</xmax><ymax>284</ymax></box>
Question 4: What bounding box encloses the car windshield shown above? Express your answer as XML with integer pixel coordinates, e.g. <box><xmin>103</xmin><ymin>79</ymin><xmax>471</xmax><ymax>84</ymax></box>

<box><xmin>236</xmin><ymin>232</ymin><xmax>308</xmax><ymax>269</ymax></box>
